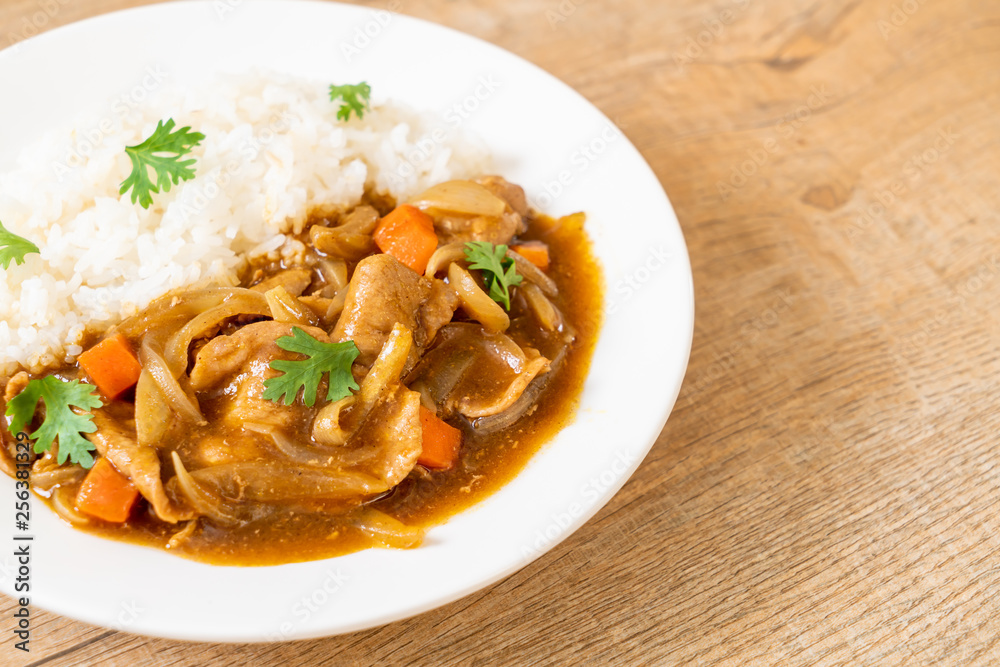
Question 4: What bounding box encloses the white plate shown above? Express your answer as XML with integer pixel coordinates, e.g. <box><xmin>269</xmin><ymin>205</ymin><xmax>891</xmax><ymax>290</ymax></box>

<box><xmin>0</xmin><ymin>0</ymin><xmax>693</xmax><ymax>642</ymax></box>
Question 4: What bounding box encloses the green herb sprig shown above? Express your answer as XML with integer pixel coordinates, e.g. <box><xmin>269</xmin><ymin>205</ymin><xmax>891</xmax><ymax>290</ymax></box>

<box><xmin>329</xmin><ymin>82</ymin><xmax>372</xmax><ymax>121</ymax></box>
<box><xmin>464</xmin><ymin>241</ymin><xmax>523</xmax><ymax>311</ymax></box>
<box><xmin>119</xmin><ymin>118</ymin><xmax>205</xmax><ymax>209</ymax></box>
<box><xmin>262</xmin><ymin>327</ymin><xmax>360</xmax><ymax>407</ymax></box>
<box><xmin>6</xmin><ymin>377</ymin><xmax>103</xmax><ymax>468</ymax></box>
<box><xmin>0</xmin><ymin>220</ymin><xmax>39</xmax><ymax>270</ymax></box>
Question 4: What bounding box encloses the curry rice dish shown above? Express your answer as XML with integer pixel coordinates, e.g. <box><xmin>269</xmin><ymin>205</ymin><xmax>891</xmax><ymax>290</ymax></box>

<box><xmin>2</xmin><ymin>174</ymin><xmax>601</xmax><ymax>565</ymax></box>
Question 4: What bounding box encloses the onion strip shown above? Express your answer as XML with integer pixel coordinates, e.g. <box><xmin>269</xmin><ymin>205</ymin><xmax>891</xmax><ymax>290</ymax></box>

<box><xmin>266</xmin><ymin>286</ymin><xmax>320</xmax><ymax>327</ymax></box>
<box><xmin>115</xmin><ymin>288</ymin><xmax>249</xmax><ymax>340</ymax></box>
<box><xmin>325</xmin><ymin>287</ymin><xmax>348</xmax><ymax>324</ymax></box>
<box><xmin>315</xmin><ymin>259</ymin><xmax>348</xmax><ymax>295</ymax></box>
<box><xmin>522</xmin><ymin>283</ymin><xmax>562</xmax><ymax>331</ymax></box>
<box><xmin>458</xmin><ymin>354</ymin><xmax>550</xmax><ymax>418</ymax></box>
<box><xmin>163</xmin><ymin>291</ymin><xmax>271</xmax><ymax>375</ymax></box>
<box><xmin>141</xmin><ymin>340</ymin><xmax>205</xmax><ymax>424</ymax></box>
<box><xmin>190</xmin><ymin>463</ymin><xmax>387</xmax><ymax>501</ymax></box>
<box><xmin>170</xmin><ymin>452</ymin><xmax>244</xmax><ymax>527</ymax></box>
<box><xmin>357</xmin><ymin>324</ymin><xmax>413</xmax><ymax>413</ymax></box>
<box><xmin>50</xmin><ymin>485</ymin><xmax>91</xmax><ymax>526</ymax></box>
<box><xmin>352</xmin><ymin>508</ymin><xmax>424</xmax><ymax>549</ymax></box>
<box><xmin>410</xmin><ymin>180</ymin><xmax>506</xmax><ymax>218</ymax></box>
<box><xmin>166</xmin><ymin>520</ymin><xmax>199</xmax><ymax>550</ymax></box>
<box><xmin>448</xmin><ymin>263</ymin><xmax>510</xmax><ymax>332</ymax></box>
<box><xmin>472</xmin><ymin>338</ymin><xmax>571</xmax><ymax>433</ymax></box>
<box><xmin>507</xmin><ymin>249</ymin><xmax>558</xmax><ymax>296</ymax></box>
<box><xmin>246</xmin><ymin>421</ymin><xmax>331</xmax><ymax>465</ymax></box>
<box><xmin>312</xmin><ymin>396</ymin><xmax>357</xmax><ymax>447</ymax></box>
<box><xmin>28</xmin><ymin>465</ymin><xmax>86</xmax><ymax>491</ymax></box>
<box><xmin>134</xmin><ymin>369</ymin><xmax>173</xmax><ymax>446</ymax></box>
<box><xmin>424</xmin><ymin>242</ymin><xmax>467</xmax><ymax>277</ymax></box>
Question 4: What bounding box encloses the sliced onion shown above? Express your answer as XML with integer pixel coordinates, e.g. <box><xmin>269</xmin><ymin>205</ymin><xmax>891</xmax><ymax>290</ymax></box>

<box><xmin>116</xmin><ymin>288</ymin><xmax>249</xmax><ymax>340</ymax></box>
<box><xmin>406</xmin><ymin>323</ymin><xmax>547</xmax><ymax>419</ymax></box>
<box><xmin>309</xmin><ymin>226</ymin><xmax>375</xmax><ymax>261</ymax></box>
<box><xmin>243</xmin><ymin>421</ymin><xmax>332</xmax><ymax>466</ymax></box>
<box><xmin>312</xmin><ymin>396</ymin><xmax>357</xmax><ymax>447</ymax></box>
<box><xmin>140</xmin><ymin>340</ymin><xmax>205</xmax><ymax>424</ymax></box>
<box><xmin>458</xmin><ymin>353</ymin><xmax>550</xmax><ymax>418</ymax></box>
<box><xmin>408</xmin><ymin>348</ymin><xmax>475</xmax><ymax>408</ymax></box>
<box><xmin>166</xmin><ymin>520</ymin><xmax>199</xmax><ymax>550</ymax></box>
<box><xmin>297</xmin><ymin>295</ymin><xmax>333</xmax><ymax>323</ymax></box>
<box><xmin>424</xmin><ymin>242</ymin><xmax>467</xmax><ymax>277</ymax></box>
<box><xmin>481</xmin><ymin>330</ymin><xmax>528</xmax><ymax>370</ymax></box>
<box><xmin>266</xmin><ymin>286</ymin><xmax>320</xmax><ymax>327</ymax></box>
<box><xmin>339</xmin><ymin>205</ymin><xmax>380</xmax><ymax>234</ymax></box>
<box><xmin>29</xmin><ymin>465</ymin><xmax>86</xmax><ymax>491</ymax></box>
<box><xmin>325</xmin><ymin>287</ymin><xmax>348</xmax><ymax>324</ymax></box>
<box><xmin>471</xmin><ymin>378</ymin><xmax>546</xmax><ymax>434</ymax></box>
<box><xmin>410</xmin><ymin>180</ymin><xmax>506</xmax><ymax>218</ymax></box>
<box><xmin>135</xmin><ymin>369</ymin><xmax>172</xmax><ymax>447</ymax></box>
<box><xmin>315</xmin><ymin>258</ymin><xmax>348</xmax><ymax>295</ymax></box>
<box><xmin>508</xmin><ymin>248</ymin><xmax>557</xmax><ymax>296</ymax></box>
<box><xmin>249</xmin><ymin>269</ymin><xmax>313</xmax><ymax>297</ymax></box>
<box><xmin>357</xmin><ymin>323</ymin><xmax>413</xmax><ymax>413</ymax></box>
<box><xmin>272</xmin><ymin>411</ymin><xmax>386</xmax><ymax>469</ymax></box>
<box><xmin>352</xmin><ymin>508</ymin><xmax>424</xmax><ymax>549</ymax></box>
<box><xmin>448</xmin><ymin>263</ymin><xmax>509</xmax><ymax>332</ymax></box>
<box><xmin>163</xmin><ymin>290</ymin><xmax>271</xmax><ymax>375</ymax></box>
<box><xmin>472</xmin><ymin>340</ymin><xmax>570</xmax><ymax>434</ymax></box>
<box><xmin>522</xmin><ymin>283</ymin><xmax>562</xmax><ymax>331</ymax></box>
<box><xmin>408</xmin><ymin>381</ymin><xmax>438</xmax><ymax>411</ymax></box>
<box><xmin>51</xmin><ymin>485</ymin><xmax>91</xmax><ymax>526</ymax></box>
<box><xmin>189</xmin><ymin>462</ymin><xmax>387</xmax><ymax>501</ymax></box>
<box><xmin>170</xmin><ymin>452</ymin><xmax>244</xmax><ymax>527</ymax></box>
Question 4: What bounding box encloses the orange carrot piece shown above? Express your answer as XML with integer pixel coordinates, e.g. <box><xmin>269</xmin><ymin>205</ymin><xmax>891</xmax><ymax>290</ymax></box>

<box><xmin>78</xmin><ymin>333</ymin><xmax>142</xmax><ymax>400</ymax></box>
<box><xmin>511</xmin><ymin>242</ymin><xmax>550</xmax><ymax>271</ymax></box>
<box><xmin>75</xmin><ymin>458</ymin><xmax>139</xmax><ymax>523</ymax></box>
<box><xmin>374</xmin><ymin>204</ymin><xmax>439</xmax><ymax>274</ymax></box>
<box><xmin>418</xmin><ymin>405</ymin><xmax>463</xmax><ymax>470</ymax></box>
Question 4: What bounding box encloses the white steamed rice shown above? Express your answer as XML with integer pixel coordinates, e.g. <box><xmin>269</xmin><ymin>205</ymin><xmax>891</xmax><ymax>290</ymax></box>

<box><xmin>0</xmin><ymin>71</ymin><xmax>490</xmax><ymax>378</ymax></box>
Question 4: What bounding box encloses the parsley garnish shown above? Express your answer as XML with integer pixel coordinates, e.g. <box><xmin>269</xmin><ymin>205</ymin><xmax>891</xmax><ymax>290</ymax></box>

<box><xmin>0</xmin><ymin>220</ymin><xmax>39</xmax><ymax>270</ymax></box>
<box><xmin>464</xmin><ymin>241</ymin><xmax>524</xmax><ymax>311</ymax></box>
<box><xmin>6</xmin><ymin>377</ymin><xmax>103</xmax><ymax>468</ymax></box>
<box><xmin>329</xmin><ymin>82</ymin><xmax>371</xmax><ymax>121</ymax></box>
<box><xmin>119</xmin><ymin>118</ymin><xmax>205</xmax><ymax>209</ymax></box>
<box><xmin>262</xmin><ymin>327</ymin><xmax>360</xmax><ymax>407</ymax></box>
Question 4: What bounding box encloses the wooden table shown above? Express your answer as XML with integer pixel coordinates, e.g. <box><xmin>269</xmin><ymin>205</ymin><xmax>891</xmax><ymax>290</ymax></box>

<box><xmin>3</xmin><ymin>0</ymin><xmax>999</xmax><ymax>664</ymax></box>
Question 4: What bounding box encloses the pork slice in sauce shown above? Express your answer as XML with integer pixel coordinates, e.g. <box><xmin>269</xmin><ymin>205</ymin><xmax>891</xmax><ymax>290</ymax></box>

<box><xmin>332</xmin><ymin>254</ymin><xmax>457</xmax><ymax>366</ymax></box>
<box><xmin>191</xmin><ymin>321</ymin><xmax>330</xmax><ymax>431</ymax></box>
<box><xmin>415</xmin><ymin>280</ymin><xmax>460</xmax><ymax>349</ymax></box>
<box><xmin>435</xmin><ymin>211</ymin><xmax>525</xmax><ymax>247</ymax></box>
<box><xmin>187</xmin><ymin>321</ymin><xmax>330</xmax><ymax>466</ymax></box>
<box><xmin>344</xmin><ymin>384</ymin><xmax>422</xmax><ymax>487</ymax></box>
<box><xmin>475</xmin><ymin>175</ymin><xmax>529</xmax><ymax>217</ymax></box>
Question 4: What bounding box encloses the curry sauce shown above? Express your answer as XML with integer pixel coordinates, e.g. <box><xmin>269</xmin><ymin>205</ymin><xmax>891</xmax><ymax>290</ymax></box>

<box><xmin>6</xmin><ymin>186</ymin><xmax>603</xmax><ymax>566</ymax></box>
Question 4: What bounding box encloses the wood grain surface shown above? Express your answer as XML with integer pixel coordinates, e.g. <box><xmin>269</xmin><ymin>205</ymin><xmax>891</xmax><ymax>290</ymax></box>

<box><xmin>3</xmin><ymin>0</ymin><xmax>1000</xmax><ymax>664</ymax></box>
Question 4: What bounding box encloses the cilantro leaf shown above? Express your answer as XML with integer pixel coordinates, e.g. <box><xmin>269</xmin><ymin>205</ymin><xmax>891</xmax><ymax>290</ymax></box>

<box><xmin>464</xmin><ymin>241</ymin><xmax>524</xmax><ymax>311</ymax></box>
<box><xmin>119</xmin><ymin>118</ymin><xmax>205</xmax><ymax>209</ymax></box>
<box><xmin>6</xmin><ymin>376</ymin><xmax>103</xmax><ymax>468</ymax></box>
<box><xmin>0</xmin><ymin>219</ymin><xmax>40</xmax><ymax>270</ymax></box>
<box><xmin>262</xmin><ymin>327</ymin><xmax>360</xmax><ymax>407</ymax></box>
<box><xmin>329</xmin><ymin>82</ymin><xmax>371</xmax><ymax>121</ymax></box>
